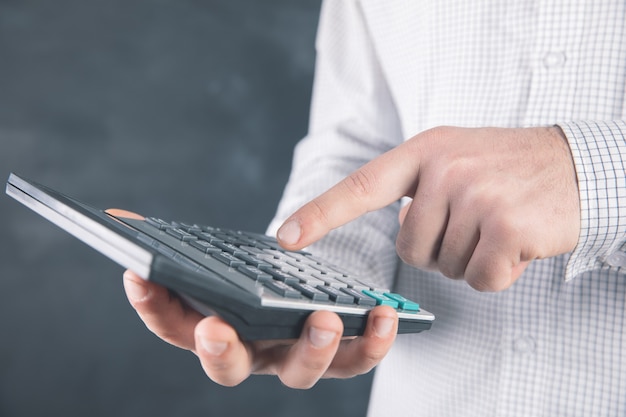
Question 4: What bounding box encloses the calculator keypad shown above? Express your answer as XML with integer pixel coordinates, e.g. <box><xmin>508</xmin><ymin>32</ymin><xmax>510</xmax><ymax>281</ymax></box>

<box><xmin>143</xmin><ymin>217</ymin><xmax>420</xmax><ymax>313</ymax></box>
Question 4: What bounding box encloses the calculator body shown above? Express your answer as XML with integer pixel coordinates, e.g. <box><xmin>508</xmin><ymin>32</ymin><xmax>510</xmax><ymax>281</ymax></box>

<box><xmin>6</xmin><ymin>173</ymin><xmax>434</xmax><ymax>340</ymax></box>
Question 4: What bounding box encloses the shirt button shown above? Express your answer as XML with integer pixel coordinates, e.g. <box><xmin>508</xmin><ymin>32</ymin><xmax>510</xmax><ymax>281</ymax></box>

<box><xmin>543</xmin><ymin>51</ymin><xmax>567</xmax><ymax>68</ymax></box>
<box><xmin>513</xmin><ymin>336</ymin><xmax>536</xmax><ymax>354</ymax></box>
<box><xmin>606</xmin><ymin>251</ymin><xmax>626</xmax><ymax>267</ymax></box>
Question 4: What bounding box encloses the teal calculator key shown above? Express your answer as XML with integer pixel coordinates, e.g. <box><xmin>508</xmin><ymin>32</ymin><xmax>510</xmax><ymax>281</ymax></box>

<box><xmin>384</xmin><ymin>292</ymin><xmax>420</xmax><ymax>312</ymax></box>
<box><xmin>362</xmin><ymin>290</ymin><xmax>399</xmax><ymax>308</ymax></box>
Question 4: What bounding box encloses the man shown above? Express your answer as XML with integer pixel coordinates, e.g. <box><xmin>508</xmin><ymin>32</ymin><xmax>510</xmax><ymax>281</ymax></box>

<box><xmin>122</xmin><ymin>1</ymin><xmax>626</xmax><ymax>415</ymax></box>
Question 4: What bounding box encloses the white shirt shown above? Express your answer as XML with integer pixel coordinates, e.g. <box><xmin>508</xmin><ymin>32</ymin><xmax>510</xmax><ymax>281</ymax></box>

<box><xmin>267</xmin><ymin>1</ymin><xmax>626</xmax><ymax>415</ymax></box>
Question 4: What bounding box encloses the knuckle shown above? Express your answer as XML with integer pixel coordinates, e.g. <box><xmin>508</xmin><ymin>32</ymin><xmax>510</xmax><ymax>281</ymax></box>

<box><xmin>467</xmin><ymin>274</ymin><xmax>510</xmax><ymax>292</ymax></box>
<box><xmin>361</xmin><ymin>346</ymin><xmax>387</xmax><ymax>366</ymax></box>
<box><xmin>301</xmin><ymin>357</ymin><xmax>331</xmax><ymax>374</ymax></box>
<box><xmin>437</xmin><ymin>237</ymin><xmax>467</xmax><ymax>280</ymax></box>
<box><xmin>466</xmin><ymin>275</ymin><xmax>498</xmax><ymax>292</ymax></box>
<box><xmin>343</xmin><ymin>167</ymin><xmax>378</xmax><ymax>202</ymax></box>
<box><xmin>335</xmin><ymin>353</ymin><xmax>381</xmax><ymax>379</ymax></box>
<box><xmin>434</xmin><ymin>156</ymin><xmax>471</xmax><ymax>187</ymax></box>
<box><xmin>306</xmin><ymin>198</ymin><xmax>332</xmax><ymax>228</ymax></box>
<box><xmin>465</xmin><ymin>255</ymin><xmax>514</xmax><ymax>292</ymax></box>
<box><xmin>395</xmin><ymin>235</ymin><xmax>416</xmax><ymax>265</ymax></box>
<box><xmin>487</xmin><ymin>213</ymin><xmax>521</xmax><ymax>241</ymax></box>
<box><xmin>438</xmin><ymin>261</ymin><xmax>463</xmax><ymax>279</ymax></box>
<box><xmin>349</xmin><ymin>344</ymin><xmax>388</xmax><ymax>375</ymax></box>
<box><xmin>396</xmin><ymin>233</ymin><xmax>430</xmax><ymax>268</ymax></box>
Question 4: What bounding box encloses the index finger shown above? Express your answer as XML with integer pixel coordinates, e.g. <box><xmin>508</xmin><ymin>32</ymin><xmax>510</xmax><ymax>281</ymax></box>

<box><xmin>276</xmin><ymin>140</ymin><xmax>421</xmax><ymax>250</ymax></box>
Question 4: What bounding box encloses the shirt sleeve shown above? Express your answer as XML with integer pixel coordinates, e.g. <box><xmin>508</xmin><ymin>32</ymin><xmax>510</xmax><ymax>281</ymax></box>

<box><xmin>266</xmin><ymin>0</ymin><xmax>404</xmax><ymax>289</ymax></box>
<box><xmin>558</xmin><ymin>120</ymin><xmax>626</xmax><ymax>280</ymax></box>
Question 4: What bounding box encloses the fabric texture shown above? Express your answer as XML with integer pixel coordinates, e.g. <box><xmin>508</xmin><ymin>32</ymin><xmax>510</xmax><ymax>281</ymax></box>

<box><xmin>267</xmin><ymin>1</ymin><xmax>626</xmax><ymax>415</ymax></box>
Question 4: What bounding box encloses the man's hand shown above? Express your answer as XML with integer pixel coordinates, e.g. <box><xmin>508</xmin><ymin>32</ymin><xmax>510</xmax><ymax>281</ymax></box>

<box><xmin>122</xmin><ymin>271</ymin><xmax>397</xmax><ymax>388</ymax></box>
<box><xmin>276</xmin><ymin>126</ymin><xmax>581</xmax><ymax>291</ymax></box>
<box><xmin>105</xmin><ymin>210</ymin><xmax>398</xmax><ymax>389</ymax></box>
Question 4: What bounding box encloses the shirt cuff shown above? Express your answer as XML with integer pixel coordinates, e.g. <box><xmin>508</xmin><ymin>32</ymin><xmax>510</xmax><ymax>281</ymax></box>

<box><xmin>558</xmin><ymin>120</ymin><xmax>626</xmax><ymax>280</ymax></box>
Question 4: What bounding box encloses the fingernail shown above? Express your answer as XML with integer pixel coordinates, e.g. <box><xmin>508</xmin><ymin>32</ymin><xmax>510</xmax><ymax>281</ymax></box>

<box><xmin>124</xmin><ymin>274</ymin><xmax>149</xmax><ymax>302</ymax></box>
<box><xmin>308</xmin><ymin>327</ymin><xmax>336</xmax><ymax>349</ymax></box>
<box><xmin>201</xmin><ymin>340</ymin><xmax>228</xmax><ymax>356</ymax></box>
<box><xmin>373</xmin><ymin>317</ymin><xmax>395</xmax><ymax>338</ymax></box>
<box><xmin>277</xmin><ymin>219</ymin><xmax>301</xmax><ymax>246</ymax></box>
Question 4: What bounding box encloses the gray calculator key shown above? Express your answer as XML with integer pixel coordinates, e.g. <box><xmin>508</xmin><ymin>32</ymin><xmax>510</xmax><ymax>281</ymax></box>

<box><xmin>212</xmin><ymin>252</ymin><xmax>245</xmax><ymax>267</ymax></box>
<box><xmin>288</xmin><ymin>269</ymin><xmax>324</xmax><ymax>286</ymax></box>
<box><xmin>264</xmin><ymin>280</ymin><xmax>301</xmax><ymax>298</ymax></box>
<box><xmin>311</xmin><ymin>273</ymin><xmax>348</xmax><ymax>288</ymax></box>
<box><xmin>317</xmin><ymin>285</ymin><xmax>354</xmax><ymax>304</ymax></box>
<box><xmin>292</xmin><ymin>283</ymin><xmax>329</xmax><ymax>302</ymax></box>
<box><xmin>357</xmin><ymin>279</ymin><xmax>390</xmax><ymax>293</ymax></box>
<box><xmin>189</xmin><ymin>239</ymin><xmax>221</xmax><ymax>254</ymax></box>
<box><xmin>264</xmin><ymin>268</ymin><xmax>300</xmax><ymax>285</ymax></box>
<box><xmin>340</xmin><ymin>288</ymin><xmax>377</xmax><ymax>306</ymax></box>
<box><xmin>234</xmin><ymin>252</ymin><xmax>272</xmax><ymax>268</ymax></box>
<box><xmin>145</xmin><ymin>217</ymin><xmax>172</xmax><ymax>229</ymax></box>
<box><xmin>237</xmin><ymin>265</ymin><xmax>272</xmax><ymax>282</ymax></box>
<box><xmin>335</xmin><ymin>276</ymin><xmax>369</xmax><ymax>291</ymax></box>
<box><xmin>166</xmin><ymin>227</ymin><xmax>198</xmax><ymax>241</ymax></box>
<box><xmin>213</xmin><ymin>241</ymin><xmax>245</xmax><ymax>255</ymax></box>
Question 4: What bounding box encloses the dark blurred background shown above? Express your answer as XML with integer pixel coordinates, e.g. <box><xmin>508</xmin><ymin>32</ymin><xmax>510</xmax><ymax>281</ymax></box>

<box><xmin>0</xmin><ymin>1</ymin><xmax>375</xmax><ymax>416</ymax></box>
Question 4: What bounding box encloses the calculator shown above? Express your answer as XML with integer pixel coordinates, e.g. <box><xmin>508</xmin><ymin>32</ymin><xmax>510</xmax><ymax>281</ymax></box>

<box><xmin>6</xmin><ymin>173</ymin><xmax>434</xmax><ymax>340</ymax></box>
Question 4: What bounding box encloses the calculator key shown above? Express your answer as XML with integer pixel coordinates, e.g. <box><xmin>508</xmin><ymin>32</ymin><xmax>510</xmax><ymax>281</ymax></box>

<box><xmin>269</xmin><ymin>249</ymin><xmax>298</xmax><ymax>258</ymax></box>
<box><xmin>340</xmin><ymin>288</ymin><xmax>377</xmax><ymax>306</ymax></box>
<box><xmin>171</xmin><ymin>221</ymin><xmax>195</xmax><ymax>229</ymax></box>
<box><xmin>359</xmin><ymin>280</ymin><xmax>391</xmax><ymax>293</ymax></box>
<box><xmin>263</xmin><ymin>268</ymin><xmax>300</xmax><ymax>285</ymax></box>
<box><xmin>281</xmin><ymin>251</ymin><xmax>309</xmax><ymax>262</ymax></box>
<box><xmin>237</xmin><ymin>265</ymin><xmax>272</xmax><ymax>282</ymax></box>
<box><xmin>257</xmin><ymin>256</ymin><xmax>291</xmax><ymax>270</ymax></box>
<box><xmin>311</xmin><ymin>273</ymin><xmax>348</xmax><ymax>288</ymax></box>
<box><xmin>245</xmin><ymin>239</ymin><xmax>270</xmax><ymax>249</ymax></box>
<box><xmin>213</xmin><ymin>241</ymin><xmax>245</xmax><ymax>255</ymax></box>
<box><xmin>211</xmin><ymin>232</ymin><xmax>234</xmax><ymax>242</ymax></box>
<box><xmin>263</xmin><ymin>280</ymin><xmax>301</xmax><ymax>298</ymax></box>
<box><xmin>292</xmin><ymin>283</ymin><xmax>330</xmax><ymax>302</ymax></box>
<box><xmin>286</xmin><ymin>259</ymin><xmax>307</xmax><ymax>270</ymax></box>
<box><xmin>190</xmin><ymin>230</ymin><xmax>215</xmax><ymax>240</ymax></box>
<box><xmin>305</xmin><ymin>254</ymin><xmax>324</xmax><ymax>263</ymax></box>
<box><xmin>231</xmin><ymin>235</ymin><xmax>260</xmax><ymax>246</ymax></box>
<box><xmin>305</xmin><ymin>262</ymin><xmax>332</xmax><ymax>274</ymax></box>
<box><xmin>384</xmin><ymin>293</ymin><xmax>420</xmax><ymax>312</ymax></box>
<box><xmin>239</xmin><ymin>245</ymin><xmax>265</xmax><ymax>256</ymax></box>
<box><xmin>317</xmin><ymin>286</ymin><xmax>354</xmax><ymax>304</ymax></box>
<box><xmin>189</xmin><ymin>239</ymin><xmax>221</xmax><ymax>254</ymax></box>
<box><xmin>145</xmin><ymin>217</ymin><xmax>172</xmax><ymax>229</ymax></box>
<box><xmin>211</xmin><ymin>252</ymin><xmax>245</xmax><ymax>267</ymax></box>
<box><xmin>335</xmin><ymin>277</ymin><xmax>369</xmax><ymax>291</ymax></box>
<box><xmin>288</xmin><ymin>269</ymin><xmax>324</xmax><ymax>286</ymax></box>
<box><xmin>234</xmin><ymin>252</ymin><xmax>272</xmax><ymax>268</ymax></box>
<box><xmin>199</xmin><ymin>225</ymin><xmax>218</xmax><ymax>233</ymax></box>
<box><xmin>362</xmin><ymin>290</ymin><xmax>399</xmax><ymax>308</ymax></box>
<box><xmin>165</xmin><ymin>227</ymin><xmax>198</xmax><ymax>241</ymax></box>
<box><xmin>326</xmin><ymin>264</ymin><xmax>353</xmax><ymax>277</ymax></box>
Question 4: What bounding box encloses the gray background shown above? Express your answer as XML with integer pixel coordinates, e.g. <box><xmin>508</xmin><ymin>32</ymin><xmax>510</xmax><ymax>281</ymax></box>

<box><xmin>0</xmin><ymin>1</ymin><xmax>375</xmax><ymax>416</ymax></box>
